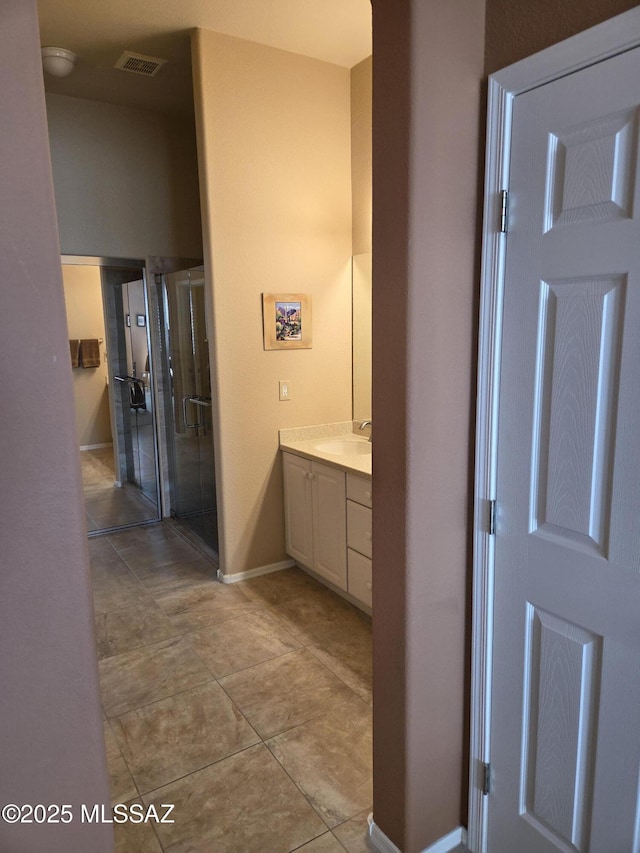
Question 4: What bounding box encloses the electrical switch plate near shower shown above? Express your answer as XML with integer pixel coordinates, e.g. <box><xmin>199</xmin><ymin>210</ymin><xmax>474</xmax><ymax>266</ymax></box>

<box><xmin>279</xmin><ymin>380</ymin><xmax>292</xmax><ymax>401</ymax></box>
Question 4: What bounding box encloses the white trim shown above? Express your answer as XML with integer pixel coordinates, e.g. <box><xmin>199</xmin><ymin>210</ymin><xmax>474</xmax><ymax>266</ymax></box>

<box><xmin>367</xmin><ymin>815</ymin><xmax>401</xmax><ymax>853</ymax></box>
<box><xmin>216</xmin><ymin>559</ymin><xmax>294</xmax><ymax>583</ymax></box>
<box><xmin>79</xmin><ymin>442</ymin><xmax>113</xmax><ymax>451</ymax></box>
<box><xmin>422</xmin><ymin>827</ymin><xmax>467</xmax><ymax>853</ymax></box>
<box><xmin>367</xmin><ymin>815</ymin><xmax>467</xmax><ymax>853</ymax></box>
<box><xmin>469</xmin><ymin>8</ymin><xmax>640</xmax><ymax>852</ymax></box>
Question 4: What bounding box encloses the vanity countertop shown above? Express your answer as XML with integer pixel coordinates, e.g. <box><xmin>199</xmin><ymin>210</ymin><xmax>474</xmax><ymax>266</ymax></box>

<box><xmin>279</xmin><ymin>421</ymin><xmax>372</xmax><ymax>478</ymax></box>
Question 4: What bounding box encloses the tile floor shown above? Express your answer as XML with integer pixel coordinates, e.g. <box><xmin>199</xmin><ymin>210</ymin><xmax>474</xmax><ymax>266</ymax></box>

<box><xmin>82</xmin><ymin>447</ymin><xmax>158</xmax><ymax>532</ymax></box>
<box><xmin>90</xmin><ymin>523</ymin><xmax>376</xmax><ymax>852</ymax></box>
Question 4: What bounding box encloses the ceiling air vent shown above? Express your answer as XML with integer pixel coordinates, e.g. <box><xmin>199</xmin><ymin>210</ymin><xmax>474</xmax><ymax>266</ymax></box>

<box><xmin>114</xmin><ymin>51</ymin><xmax>166</xmax><ymax>77</ymax></box>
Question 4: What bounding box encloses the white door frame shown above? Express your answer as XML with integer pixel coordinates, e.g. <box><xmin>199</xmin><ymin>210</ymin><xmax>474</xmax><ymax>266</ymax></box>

<box><xmin>468</xmin><ymin>8</ymin><xmax>640</xmax><ymax>851</ymax></box>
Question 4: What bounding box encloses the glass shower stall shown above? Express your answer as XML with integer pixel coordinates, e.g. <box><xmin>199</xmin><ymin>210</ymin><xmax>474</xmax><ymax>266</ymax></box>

<box><xmin>156</xmin><ymin>267</ymin><xmax>218</xmax><ymax>557</ymax></box>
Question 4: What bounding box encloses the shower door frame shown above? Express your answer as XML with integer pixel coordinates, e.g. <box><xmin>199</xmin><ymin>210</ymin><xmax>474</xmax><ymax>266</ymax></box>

<box><xmin>157</xmin><ymin>264</ymin><xmax>220</xmax><ymax>561</ymax></box>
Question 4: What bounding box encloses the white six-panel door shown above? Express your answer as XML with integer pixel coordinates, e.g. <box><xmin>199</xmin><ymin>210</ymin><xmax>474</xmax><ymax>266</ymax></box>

<box><xmin>488</xmin><ymin>43</ymin><xmax>640</xmax><ymax>852</ymax></box>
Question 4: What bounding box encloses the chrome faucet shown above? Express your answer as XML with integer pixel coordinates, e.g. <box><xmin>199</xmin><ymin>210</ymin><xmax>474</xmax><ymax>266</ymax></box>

<box><xmin>359</xmin><ymin>420</ymin><xmax>372</xmax><ymax>441</ymax></box>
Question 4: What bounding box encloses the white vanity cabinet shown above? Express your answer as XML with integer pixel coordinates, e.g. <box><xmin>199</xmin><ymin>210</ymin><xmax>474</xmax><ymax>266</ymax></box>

<box><xmin>282</xmin><ymin>451</ymin><xmax>372</xmax><ymax>609</ymax></box>
<box><xmin>282</xmin><ymin>452</ymin><xmax>347</xmax><ymax>590</ymax></box>
<box><xmin>346</xmin><ymin>472</ymin><xmax>372</xmax><ymax>608</ymax></box>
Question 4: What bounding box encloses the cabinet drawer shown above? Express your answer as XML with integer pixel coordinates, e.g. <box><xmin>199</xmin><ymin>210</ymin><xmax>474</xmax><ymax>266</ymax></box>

<box><xmin>348</xmin><ymin>548</ymin><xmax>372</xmax><ymax>608</ymax></box>
<box><xmin>346</xmin><ymin>472</ymin><xmax>372</xmax><ymax>507</ymax></box>
<box><xmin>347</xmin><ymin>500</ymin><xmax>372</xmax><ymax>558</ymax></box>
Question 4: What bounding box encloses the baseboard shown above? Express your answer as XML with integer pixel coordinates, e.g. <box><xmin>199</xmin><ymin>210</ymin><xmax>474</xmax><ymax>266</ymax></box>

<box><xmin>368</xmin><ymin>814</ymin><xmax>467</xmax><ymax>853</ymax></box>
<box><xmin>217</xmin><ymin>559</ymin><xmax>295</xmax><ymax>583</ymax></box>
<box><xmin>368</xmin><ymin>814</ymin><xmax>401</xmax><ymax>853</ymax></box>
<box><xmin>80</xmin><ymin>442</ymin><xmax>113</xmax><ymax>451</ymax></box>
<box><xmin>422</xmin><ymin>826</ymin><xmax>467</xmax><ymax>852</ymax></box>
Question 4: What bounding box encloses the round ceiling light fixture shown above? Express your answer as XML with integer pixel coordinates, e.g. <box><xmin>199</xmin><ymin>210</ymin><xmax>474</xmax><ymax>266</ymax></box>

<box><xmin>41</xmin><ymin>46</ymin><xmax>77</xmax><ymax>78</ymax></box>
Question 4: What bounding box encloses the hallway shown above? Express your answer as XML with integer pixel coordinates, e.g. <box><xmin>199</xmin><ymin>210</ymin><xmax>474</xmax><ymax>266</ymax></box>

<box><xmin>90</xmin><ymin>523</ymin><xmax>374</xmax><ymax>852</ymax></box>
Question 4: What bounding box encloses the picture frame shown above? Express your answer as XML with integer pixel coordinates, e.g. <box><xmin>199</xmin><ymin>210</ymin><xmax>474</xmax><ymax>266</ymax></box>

<box><xmin>262</xmin><ymin>293</ymin><xmax>312</xmax><ymax>350</ymax></box>
<box><xmin>136</xmin><ymin>314</ymin><xmax>146</xmax><ymax>328</ymax></box>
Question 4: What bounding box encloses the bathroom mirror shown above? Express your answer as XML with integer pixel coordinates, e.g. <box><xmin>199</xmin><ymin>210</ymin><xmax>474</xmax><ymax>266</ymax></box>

<box><xmin>352</xmin><ymin>252</ymin><xmax>372</xmax><ymax>421</ymax></box>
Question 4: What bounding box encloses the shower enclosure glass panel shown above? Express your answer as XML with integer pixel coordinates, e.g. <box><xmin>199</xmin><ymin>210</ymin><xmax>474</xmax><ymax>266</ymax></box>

<box><xmin>115</xmin><ymin>280</ymin><xmax>156</xmax><ymax>502</ymax></box>
<box><xmin>98</xmin><ymin>266</ymin><xmax>161</xmax><ymax>530</ymax></box>
<box><xmin>162</xmin><ymin>268</ymin><xmax>218</xmax><ymax>555</ymax></box>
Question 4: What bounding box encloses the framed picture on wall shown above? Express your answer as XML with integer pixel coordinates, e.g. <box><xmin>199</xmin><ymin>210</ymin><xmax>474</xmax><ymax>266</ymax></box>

<box><xmin>262</xmin><ymin>293</ymin><xmax>312</xmax><ymax>350</ymax></box>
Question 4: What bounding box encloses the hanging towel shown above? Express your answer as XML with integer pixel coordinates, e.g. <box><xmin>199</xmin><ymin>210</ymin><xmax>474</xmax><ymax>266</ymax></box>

<box><xmin>69</xmin><ymin>339</ymin><xmax>81</xmax><ymax>368</ymax></box>
<box><xmin>80</xmin><ymin>339</ymin><xmax>101</xmax><ymax>368</ymax></box>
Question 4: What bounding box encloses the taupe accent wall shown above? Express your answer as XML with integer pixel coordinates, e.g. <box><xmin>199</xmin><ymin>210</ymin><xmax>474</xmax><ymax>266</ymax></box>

<box><xmin>371</xmin><ymin>1</ymin><xmax>485</xmax><ymax>850</ymax></box>
<box><xmin>371</xmin><ymin>1</ymin><xmax>640</xmax><ymax>851</ymax></box>
<box><xmin>485</xmin><ymin>0</ymin><xmax>640</xmax><ymax>75</ymax></box>
<box><xmin>192</xmin><ymin>29</ymin><xmax>353</xmax><ymax>577</ymax></box>
<box><xmin>0</xmin><ymin>2</ymin><xmax>113</xmax><ymax>850</ymax></box>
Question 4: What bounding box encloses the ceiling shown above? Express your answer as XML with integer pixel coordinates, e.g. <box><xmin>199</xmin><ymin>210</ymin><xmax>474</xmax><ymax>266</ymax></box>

<box><xmin>37</xmin><ymin>0</ymin><xmax>372</xmax><ymax>116</ymax></box>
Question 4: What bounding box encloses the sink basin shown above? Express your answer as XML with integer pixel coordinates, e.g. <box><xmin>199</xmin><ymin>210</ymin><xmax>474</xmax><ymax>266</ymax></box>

<box><xmin>315</xmin><ymin>439</ymin><xmax>372</xmax><ymax>456</ymax></box>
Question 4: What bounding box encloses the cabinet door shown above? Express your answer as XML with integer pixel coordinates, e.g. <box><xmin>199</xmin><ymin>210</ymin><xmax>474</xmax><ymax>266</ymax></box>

<box><xmin>282</xmin><ymin>453</ymin><xmax>313</xmax><ymax>569</ymax></box>
<box><xmin>347</xmin><ymin>500</ymin><xmax>372</xmax><ymax>559</ymax></box>
<box><xmin>311</xmin><ymin>461</ymin><xmax>347</xmax><ymax>590</ymax></box>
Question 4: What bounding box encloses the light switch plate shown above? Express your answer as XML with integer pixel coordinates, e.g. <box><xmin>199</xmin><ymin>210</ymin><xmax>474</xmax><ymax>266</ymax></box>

<box><xmin>279</xmin><ymin>380</ymin><xmax>291</xmax><ymax>401</ymax></box>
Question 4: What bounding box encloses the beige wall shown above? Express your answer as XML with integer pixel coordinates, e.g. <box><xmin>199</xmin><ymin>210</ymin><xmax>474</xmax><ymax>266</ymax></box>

<box><xmin>352</xmin><ymin>252</ymin><xmax>372</xmax><ymax>421</ymax></box>
<box><xmin>46</xmin><ymin>93</ymin><xmax>203</xmax><ymax>259</ymax></box>
<box><xmin>192</xmin><ymin>29</ymin><xmax>353</xmax><ymax>576</ymax></box>
<box><xmin>351</xmin><ymin>55</ymin><xmax>372</xmax><ymax>255</ymax></box>
<box><xmin>0</xmin><ymin>2</ymin><xmax>112</xmax><ymax>850</ymax></box>
<box><xmin>63</xmin><ymin>264</ymin><xmax>112</xmax><ymax>447</ymax></box>
<box><xmin>371</xmin><ymin>1</ymin><xmax>640</xmax><ymax>851</ymax></box>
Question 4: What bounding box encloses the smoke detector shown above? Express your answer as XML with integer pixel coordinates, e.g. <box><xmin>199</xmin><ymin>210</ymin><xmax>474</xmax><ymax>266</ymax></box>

<box><xmin>41</xmin><ymin>46</ymin><xmax>77</xmax><ymax>77</ymax></box>
<box><xmin>114</xmin><ymin>51</ymin><xmax>167</xmax><ymax>77</ymax></box>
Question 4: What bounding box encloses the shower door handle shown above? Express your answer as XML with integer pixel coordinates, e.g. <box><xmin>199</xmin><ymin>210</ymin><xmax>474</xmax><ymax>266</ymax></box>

<box><xmin>182</xmin><ymin>395</ymin><xmax>203</xmax><ymax>429</ymax></box>
<box><xmin>182</xmin><ymin>395</ymin><xmax>199</xmax><ymax>428</ymax></box>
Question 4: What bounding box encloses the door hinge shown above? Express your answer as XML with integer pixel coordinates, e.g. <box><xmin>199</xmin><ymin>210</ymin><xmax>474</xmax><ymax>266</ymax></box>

<box><xmin>499</xmin><ymin>189</ymin><xmax>509</xmax><ymax>233</ymax></box>
<box><xmin>482</xmin><ymin>762</ymin><xmax>491</xmax><ymax>795</ymax></box>
<box><xmin>489</xmin><ymin>499</ymin><xmax>497</xmax><ymax>535</ymax></box>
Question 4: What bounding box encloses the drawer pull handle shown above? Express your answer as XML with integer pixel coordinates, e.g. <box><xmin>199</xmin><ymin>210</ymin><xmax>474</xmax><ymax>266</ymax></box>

<box><xmin>366</xmin><ymin>582</ymin><xmax>372</xmax><ymax>590</ymax></box>
<box><xmin>307</xmin><ymin>472</ymin><xmax>315</xmax><ymax>480</ymax></box>
<box><xmin>365</xmin><ymin>491</ymin><xmax>372</xmax><ymax>500</ymax></box>
<box><xmin>365</xmin><ymin>531</ymin><xmax>372</xmax><ymax>540</ymax></box>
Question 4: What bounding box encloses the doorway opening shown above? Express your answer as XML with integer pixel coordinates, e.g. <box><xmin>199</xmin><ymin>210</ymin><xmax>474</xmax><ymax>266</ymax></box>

<box><xmin>63</xmin><ymin>257</ymin><xmax>219</xmax><ymax>560</ymax></box>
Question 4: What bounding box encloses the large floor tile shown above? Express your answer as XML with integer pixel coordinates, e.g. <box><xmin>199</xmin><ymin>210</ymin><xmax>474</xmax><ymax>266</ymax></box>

<box><xmin>133</xmin><ymin>556</ymin><xmax>217</xmax><ymax>596</ymax></box>
<box><xmin>111</xmin><ymin>681</ymin><xmax>259</xmax><ymax>793</ymax></box>
<box><xmin>95</xmin><ymin>598</ymin><xmax>179</xmax><ymax>660</ymax></box>
<box><xmin>266</xmin><ymin>589</ymin><xmax>368</xmax><ymax>646</ymax></box>
<box><xmin>295</xmin><ymin>833</ymin><xmax>346</xmax><ymax>852</ymax></box>
<box><xmin>185</xmin><ymin>609</ymin><xmax>301</xmax><ymax>678</ymax></box>
<box><xmin>113</xmin><ymin>799</ymin><xmax>163</xmax><ymax>853</ymax></box>
<box><xmin>241</xmin><ymin>567</ymin><xmax>324</xmax><ymax>607</ymax></box>
<box><xmin>307</xmin><ymin>621</ymin><xmax>372</xmax><ymax>705</ymax></box>
<box><xmin>92</xmin><ymin>564</ymin><xmax>151</xmax><ymax>614</ymax></box>
<box><xmin>99</xmin><ymin>637</ymin><xmax>213</xmax><ymax>718</ymax></box>
<box><xmin>332</xmin><ymin>810</ymin><xmax>378</xmax><ymax>852</ymax></box>
<box><xmin>103</xmin><ymin>721</ymin><xmax>137</xmax><ymax>805</ymax></box>
<box><xmin>153</xmin><ymin>580</ymin><xmax>258</xmax><ymax>633</ymax></box>
<box><xmin>219</xmin><ymin>648</ymin><xmax>354</xmax><ymax>739</ymax></box>
<box><xmin>113</xmin><ymin>536</ymin><xmax>202</xmax><ymax>574</ymax></box>
<box><xmin>144</xmin><ymin>744</ymin><xmax>327</xmax><ymax>852</ymax></box>
<box><xmin>267</xmin><ymin>695</ymin><xmax>372</xmax><ymax>828</ymax></box>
